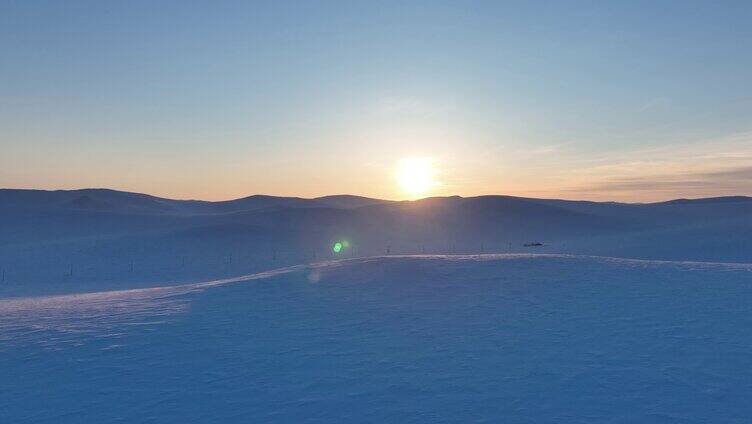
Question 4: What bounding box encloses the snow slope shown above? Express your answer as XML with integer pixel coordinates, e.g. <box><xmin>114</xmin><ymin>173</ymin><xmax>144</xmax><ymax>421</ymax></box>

<box><xmin>3</xmin><ymin>255</ymin><xmax>752</xmax><ymax>423</ymax></box>
<box><xmin>2</xmin><ymin>189</ymin><xmax>752</xmax><ymax>297</ymax></box>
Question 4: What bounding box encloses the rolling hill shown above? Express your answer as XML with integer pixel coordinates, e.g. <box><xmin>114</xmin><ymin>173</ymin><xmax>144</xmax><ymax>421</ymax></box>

<box><xmin>1</xmin><ymin>188</ymin><xmax>751</xmax><ymax>296</ymax></box>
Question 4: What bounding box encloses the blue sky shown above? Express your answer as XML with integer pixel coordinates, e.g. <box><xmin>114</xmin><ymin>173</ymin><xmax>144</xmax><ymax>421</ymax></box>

<box><xmin>2</xmin><ymin>1</ymin><xmax>751</xmax><ymax>201</ymax></box>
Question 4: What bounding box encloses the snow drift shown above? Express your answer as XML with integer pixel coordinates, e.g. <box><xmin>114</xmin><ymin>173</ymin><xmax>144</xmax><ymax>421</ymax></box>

<box><xmin>2</xmin><ymin>255</ymin><xmax>752</xmax><ymax>422</ymax></box>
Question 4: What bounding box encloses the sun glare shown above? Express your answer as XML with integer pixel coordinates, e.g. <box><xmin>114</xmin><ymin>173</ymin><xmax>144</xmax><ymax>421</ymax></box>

<box><xmin>396</xmin><ymin>157</ymin><xmax>435</xmax><ymax>198</ymax></box>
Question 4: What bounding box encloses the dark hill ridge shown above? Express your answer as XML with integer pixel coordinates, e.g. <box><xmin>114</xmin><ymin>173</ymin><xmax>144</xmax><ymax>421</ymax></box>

<box><xmin>2</xmin><ymin>187</ymin><xmax>751</xmax><ymax>248</ymax></box>
<box><xmin>2</xmin><ymin>187</ymin><xmax>752</xmax><ymax>296</ymax></box>
<box><xmin>0</xmin><ymin>189</ymin><xmax>391</xmax><ymax>215</ymax></box>
<box><xmin>657</xmin><ymin>196</ymin><xmax>752</xmax><ymax>205</ymax></box>
<box><xmin>2</xmin><ymin>187</ymin><xmax>750</xmax><ymax>215</ymax></box>
<box><xmin>313</xmin><ymin>195</ymin><xmax>391</xmax><ymax>209</ymax></box>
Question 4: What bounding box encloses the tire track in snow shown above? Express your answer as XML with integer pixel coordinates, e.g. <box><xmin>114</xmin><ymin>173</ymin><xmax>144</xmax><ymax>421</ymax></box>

<box><xmin>1</xmin><ymin>254</ymin><xmax>750</xmax><ymax>348</ymax></box>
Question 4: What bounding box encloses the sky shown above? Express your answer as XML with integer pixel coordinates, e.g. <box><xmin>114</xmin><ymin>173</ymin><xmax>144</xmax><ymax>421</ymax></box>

<box><xmin>2</xmin><ymin>0</ymin><xmax>751</xmax><ymax>202</ymax></box>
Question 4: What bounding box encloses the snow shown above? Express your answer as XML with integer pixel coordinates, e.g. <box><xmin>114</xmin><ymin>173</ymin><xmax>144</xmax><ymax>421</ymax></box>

<box><xmin>3</xmin><ymin>254</ymin><xmax>752</xmax><ymax>422</ymax></box>
<box><xmin>2</xmin><ymin>189</ymin><xmax>752</xmax><ymax>297</ymax></box>
<box><xmin>3</xmin><ymin>189</ymin><xmax>752</xmax><ymax>421</ymax></box>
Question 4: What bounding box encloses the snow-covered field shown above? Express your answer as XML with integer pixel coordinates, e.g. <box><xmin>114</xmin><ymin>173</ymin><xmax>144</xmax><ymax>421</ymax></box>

<box><xmin>3</xmin><ymin>190</ymin><xmax>752</xmax><ymax>421</ymax></box>
<box><xmin>3</xmin><ymin>254</ymin><xmax>752</xmax><ymax>423</ymax></box>
<box><xmin>3</xmin><ymin>189</ymin><xmax>752</xmax><ymax>298</ymax></box>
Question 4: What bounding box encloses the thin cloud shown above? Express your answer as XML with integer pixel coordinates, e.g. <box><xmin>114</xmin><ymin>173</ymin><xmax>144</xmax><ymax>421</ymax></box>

<box><xmin>555</xmin><ymin>131</ymin><xmax>752</xmax><ymax>201</ymax></box>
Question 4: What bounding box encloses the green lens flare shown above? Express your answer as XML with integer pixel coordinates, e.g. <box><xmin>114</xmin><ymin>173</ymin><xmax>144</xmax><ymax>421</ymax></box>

<box><xmin>333</xmin><ymin>242</ymin><xmax>343</xmax><ymax>253</ymax></box>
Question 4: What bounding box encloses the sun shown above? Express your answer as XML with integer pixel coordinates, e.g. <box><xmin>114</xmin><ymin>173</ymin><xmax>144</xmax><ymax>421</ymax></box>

<box><xmin>396</xmin><ymin>157</ymin><xmax>435</xmax><ymax>198</ymax></box>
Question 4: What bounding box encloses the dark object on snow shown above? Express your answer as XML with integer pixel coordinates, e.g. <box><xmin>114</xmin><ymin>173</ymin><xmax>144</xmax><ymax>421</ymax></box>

<box><xmin>523</xmin><ymin>242</ymin><xmax>544</xmax><ymax>247</ymax></box>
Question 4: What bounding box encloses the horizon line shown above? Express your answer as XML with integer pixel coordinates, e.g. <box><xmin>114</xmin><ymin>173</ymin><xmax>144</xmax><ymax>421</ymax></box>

<box><xmin>2</xmin><ymin>186</ymin><xmax>751</xmax><ymax>206</ymax></box>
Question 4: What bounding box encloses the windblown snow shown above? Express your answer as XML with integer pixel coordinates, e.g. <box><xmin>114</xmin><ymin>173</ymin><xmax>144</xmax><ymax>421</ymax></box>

<box><xmin>3</xmin><ymin>254</ymin><xmax>752</xmax><ymax>423</ymax></box>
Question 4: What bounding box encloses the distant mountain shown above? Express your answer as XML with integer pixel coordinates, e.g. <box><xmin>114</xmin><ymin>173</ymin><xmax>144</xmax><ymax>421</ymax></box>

<box><xmin>656</xmin><ymin>196</ymin><xmax>752</xmax><ymax>205</ymax></box>
<box><xmin>3</xmin><ymin>187</ymin><xmax>749</xmax><ymax>214</ymax></box>
<box><xmin>0</xmin><ymin>188</ymin><xmax>176</xmax><ymax>213</ymax></box>
<box><xmin>0</xmin><ymin>189</ymin><xmax>326</xmax><ymax>215</ymax></box>
<box><xmin>193</xmin><ymin>195</ymin><xmax>325</xmax><ymax>214</ymax></box>
<box><xmin>2</xmin><ymin>188</ymin><xmax>752</xmax><ymax>296</ymax></box>
<box><xmin>314</xmin><ymin>195</ymin><xmax>392</xmax><ymax>209</ymax></box>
